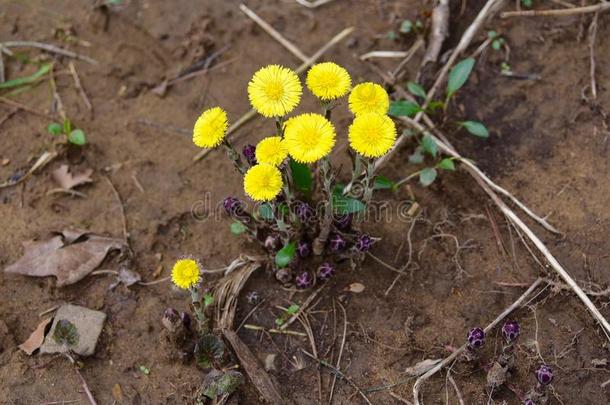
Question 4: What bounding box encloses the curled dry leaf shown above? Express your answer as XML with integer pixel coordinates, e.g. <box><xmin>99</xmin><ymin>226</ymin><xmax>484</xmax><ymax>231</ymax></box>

<box><xmin>18</xmin><ymin>318</ymin><xmax>52</xmax><ymax>355</ymax></box>
<box><xmin>404</xmin><ymin>358</ymin><xmax>442</xmax><ymax>376</ymax></box>
<box><xmin>346</xmin><ymin>282</ymin><xmax>365</xmax><ymax>293</ymax></box>
<box><xmin>52</xmin><ymin>164</ymin><xmax>93</xmax><ymax>190</ymax></box>
<box><xmin>4</xmin><ymin>229</ymin><xmax>125</xmax><ymax>286</ymax></box>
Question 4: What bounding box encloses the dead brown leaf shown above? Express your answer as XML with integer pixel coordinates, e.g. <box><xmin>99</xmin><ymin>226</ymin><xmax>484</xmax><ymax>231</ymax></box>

<box><xmin>4</xmin><ymin>229</ymin><xmax>125</xmax><ymax>286</ymax></box>
<box><xmin>18</xmin><ymin>317</ymin><xmax>52</xmax><ymax>355</ymax></box>
<box><xmin>346</xmin><ymin>282</ymin><xmax>365</xmax><ymax>293</ymax></box>
<box><xmin>112</xmin><ymin>383</ymin><xmax>123</xmax><ymax>401</ymax></box>
<box><xmin>52</xmin><ymin>164</ymin><xmax>93</xmax><ymax>190</ymax></box>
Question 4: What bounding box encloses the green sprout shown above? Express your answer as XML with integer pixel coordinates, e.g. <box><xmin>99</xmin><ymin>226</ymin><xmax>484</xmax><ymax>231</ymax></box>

<box><xmin>47</xmin><ymin>118</ymin><xmax>87</xmax><ymax>146</ymax></box>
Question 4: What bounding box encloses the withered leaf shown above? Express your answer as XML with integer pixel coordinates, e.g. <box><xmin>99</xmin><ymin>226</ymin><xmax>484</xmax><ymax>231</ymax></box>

<box><xmin>18</xmin><ymin>318</ymin><xmax>52</xmax><ymax>355</ymax></box>
<box><xmin>346</xmin><ymin>282</ymin><xmax>365</xmax><ymax>293</ymax></box>
<box><xmin>4</xmin><ymin>229</ymin><xmax>125</xmax><ymax>286</ymax></box>
<box><xmin>404</xmin><ymin>358</ymin><xmax>442</xmax><ymax>376</ymax></box>
<box><xmin>52</xmin><ymin>164</ymin><xmax>93</xmax><ymax>190</ymax></box>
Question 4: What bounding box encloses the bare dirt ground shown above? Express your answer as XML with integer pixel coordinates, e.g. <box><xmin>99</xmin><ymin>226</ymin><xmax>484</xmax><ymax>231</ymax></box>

<box><xmin>0</xmin><ymin>0</ymin><xmax>609</xmax><ymax>404</ymax></box>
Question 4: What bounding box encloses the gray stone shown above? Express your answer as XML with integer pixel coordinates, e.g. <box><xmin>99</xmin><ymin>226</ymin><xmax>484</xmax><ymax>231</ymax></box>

<box><xmin>40</xmin><ymin>304</ymin><xmax>106</xmax><ymax>356</ymax></box>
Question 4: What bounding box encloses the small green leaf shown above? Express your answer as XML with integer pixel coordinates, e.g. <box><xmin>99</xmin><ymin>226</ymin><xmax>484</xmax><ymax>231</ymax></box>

<box><xmin>258</xmin><ymin>203</ymin><xmax>274</xmax><ymax>220</ymax></box>
<box><xmin>420</xmin><ymin>134</ymin><xmax>438</xmax><ymax>157</ymax></box>
<box><xmin>407</xmin><ymin>82</ymin><xmax>426</xmax><ymax>99</ymax></box>
<box><xmin>460</xmin><ymin>121</ymin><xmax>489</xmax><ymax>138</ymax></box>
<box><xmin>389</xmin><ymin>100</ymin><xmax>420</xmax><ymax>118</ymax></box>
<box><xmin>332</xmin><ymin>193</ymin><xmax>365</xmax><ymax>214</ymax></box>
<box><xmin>374</xmin><ymin>175</ymin><xmax>395</xmax><ymax>190</ymax></box>
<box><xmin>47</xmin><ymin>123</ymin><xmax>62</xmax><ymax>136</ymax></box>
<box><xmin>286</xmin><ymin>304</ymin><xmax>300</xmax><ymax>315</ymax></box>
<box><xmin>419</xmin><ymin>168</ymin><xmax>437</xmax><ymax>187</ymax></box>
<box><xmin>203</xmin><ymin>293</ymin><xmax>214</xmax><ymax>307</ymax></box>
<box><xmin>0</xmin><ymin>63</ymin><xmax>52</xmax><ymax>89</ymax></box>
<box><xmin>275</xmin><ymin>242</ymin><xmax>296</xmax><ymax>268</ymax></box>
<box><xmin>289</xmin><ymin>158</ymin><xmax>312</xmax><ymax>196</ymax></box>
<box><xmin>492</xmin><ymin>39</ymin><xmax>502</xmax><ymax>51</ymax></box>
<box><xmin>53</xmin><ymin>319</ymin><xmax>79</xmax><ymax>348</ymax></box>
<box><xmin>426</xmin><ymin>100</ymin><xmax>445</xmax><ymax>112</ymax></box>
<box><xmin>139</xmin><ymin>365</ymin><xmax>150</xmax><ymax>375</ymax></box>
<box><xmin>399</xmin><ymin>20</ymin><xmax>413</xmax><ymax>34</ymax></box>
<box><xmin>447</xmin><ymin>58</ymin><xmax>475</xmax><ymax>99</ymax></box>
<box><xmin>386</xmin><ymin>31</ymin><xmax>397</xmax><ymax>41</ymax></box>
<box><xmin>409</xmin><ymin>149</ymin><xmax>424</xmax><ymax>164</ymax></box>
<box><xmin>487</xmin><ymin>30</ymin><xmax>498</xmax><ymax>39</ymax></box>
<box><xmin>68</xmin><ymin>129</ymin><xmax>86</xmax><ymax>145</ymax></box>
<box><xmin>437</xmin><ymin>158</ymin><xmax>456</xmax><ymax>171</ymax></box>
<box><xmin>230</xmin><ymin>222</ymin><xmax>247</xmax><ymax>234</ymax></box>
<box><xmin>521</xmin><ymin>0</ymin><xmax>533</xmax><ymax>8</ymax></box>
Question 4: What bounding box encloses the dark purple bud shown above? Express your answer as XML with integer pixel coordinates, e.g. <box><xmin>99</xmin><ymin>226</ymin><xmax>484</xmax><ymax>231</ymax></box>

<box><xmin>535</xmin><ymin>365</ymin><xmax>553</xmax><ymax>386</ymax></box>
<box><xmin>502</xmin><ymin>320</ymin><xmax>521</xmax><ymax>343</ymax></box>
<box><xmin>223</xmin><ymin>196</ymin><xmax>243</xmax><ymax>216</ymax></box>
<box><xmin>242</xmin><ymin>144</ymin><xmax>257</xmax><ymax>166</ymax></box>
<box><xmin>317</xmin><ymin>262</ymin><xmax>335</xmax><ymax>281</ymax></box>
<box><xmin>246</xmin><ymin>291</ymin><xmax>260</xmax><ymax>305</ymax></box>
<box><xmin>297</xmin><ymin>241</ymin><xmax>311</xmax><ymax>258</ymax></box>
<box><xmin>180</xmin><ymin>311</ymin><xmax>191</xmax><ymax>330</ymax></box>
<box><xmin>264</xmin><ymin>234</ymin><xmax>282</xmax><ymax>252</ymax></box>
<box><xmin>467</xmin><ymin>327</ymin><xmax>486</xmax><ymax>349</ymax></box>
<box><xmin>524</xmin><ymin>400</ymin><xmax>536</xmax><ymax>405</ymax></box>
<box><xmin>275</xmin><ymin>268</ymin><xmax>293</xmax><ymax>285</ymax></box>
<box><xmin>329</xmin><ymin>234</ymin><xmax>346</xmax><ymax>251</ymax></box>
<box><xmin>295</xmin><ymin>202</ymin><xmax>314</xmax><ymax>224</ymax></box>
<box><xmin>355</xmin><ymin>234</ymin><xmax>374</xmax><ymax>252</ymax></box>
<box><xmin>334</xmin><ymin>214</ymin><xmax>352</xmax><ymax>230</ymax></box>
<box><xmin>295</xmin><ymin>271</ymin><xmax>313</xmax><ymax>289</ymax></box>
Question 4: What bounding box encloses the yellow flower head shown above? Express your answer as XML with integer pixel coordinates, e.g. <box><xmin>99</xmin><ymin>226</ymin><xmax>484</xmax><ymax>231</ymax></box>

<box><xmin>244</xmin><ymin>164</ymin><xmax>283</xmax><ymax>201</ymax></box>
<box><xmin>283</xmin><ymin>113</ymin><xmax>336</xmax><ymax>163</ymax></box>
<box><xmin>171</xmin><ymin>259</ymin><xmax>201</xmax><ymax>289</ymax></box>
<box><xmin>348</xmin><ymin>113</ymin><xmax>397</xmax><ymax>158</ymax></box>
<box><xmin>193</xmin><ymin>107</ymin><xmax>228</xmax><ymax>148</ymax></box>
<box><xmin>255</xmin><ymin>136</ymin><xmax>288</xmax><ymax>167</ymax></box>
<box><xmin>306</xmin><ymin>62</ymin><xmax>351</xmax><ymax>100</ymax></box>
<box><xmin>248</xmin><ymin>65</ymin><xmax>302</xmax><ymax>117</ymax></box>
<box><xmin>348</xmin><ymin>82</ymin><xmax>389</xmax><ymax>116</ymax></box>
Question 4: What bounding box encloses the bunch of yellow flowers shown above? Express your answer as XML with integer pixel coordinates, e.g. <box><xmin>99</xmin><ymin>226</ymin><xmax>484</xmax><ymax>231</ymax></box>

<box><xmin>191</xmin><ymin>61</ymin><xmax>397</xmax><ymax>203</ymax></box>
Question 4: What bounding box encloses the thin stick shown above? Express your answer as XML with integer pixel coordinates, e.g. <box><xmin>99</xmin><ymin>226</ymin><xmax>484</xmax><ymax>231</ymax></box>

<box><xmin>68</xmin><ymin>62</ymin><xmax>93</xmax><ymax>113</ymax></box>
<box><xmin>243</xmin><ymin>324</ymin><xmax>307</xmax><ymax>337</ymax></box>
<box><xmin>75</xmin><ymin>368</ymin><xmax>98</xmax><ymax>405</ymax></box>
<box><xmin>360</xmin><ymin>50</ymin><xmax>411</xmax><ymax>61</ymax></box>
<box><xmin>103</xmin><ymin>176</ymin><xmax>130</xmax><ymax>251</ymax></box>
<box><xmin>501</xmin><ymin>2</ymin><xmax>610</xmax><ymax>17</ymax></box>
<box><xmin>412</xmin><ymin>278</ymin><xmax>544</xmax><ymax>404</ymax></box>
<box><xmin>297</xmin><ymin>314</ymin><xmax>323</xmax><ymax>403</ymax></box>
<box><xmin>193</xmin><ymin>27</ymin><xmax>354</xmax><ymax>162</ymax></box>
<box><xmin>295</xmin><ymin>0</ymin><xmax>338</xmax><ymax>8</ymax></box>
<box><xmin>588</xmin><ymin>12</ymin><xmax>599</xmax><ymax>100</ymax></box>
<box><xmin>421</xmin><ymin>0</ymin><xmax>450</xmax><ymax>66</ymax></box>
<box><xmin>447</xmin><ymin>372</ymin><xmax>465</xmax><ymax>405</ymax></box>
<box><xmin>0</xmin><ymin>96</ymin><xmax>53</xmax><ymax>119</ymax></box>
<box><xmin>1</xmin><ymin>41</ymin><xmax>98</xmax><ymax>65</ymax></box>
<box><xmin>240</xmin><ymin>4</ymin><xmax>309</xmax><ymax>63</ymax></box>
<box><xmin>328</xmin><ymin>302</ymin><xmax>347</xmax><ymax>404</ymax></box>
<box><xmin>0</xmin><ymin>45</ymin><xmax>4</xmax><ymax>83</ymax></box>
<box><xmin>392</xmin><ymin>37</ymin><xmax>425</xmax><ymax>81</ymax></box>
<box><xmin>0</xmin><ymin>150</ymin><xmax>58</xmax><ymax>189</ymax></box>
<box><xmin>302</xmin><ymin>350</ymin><xmax>373</xmax><ymax>405</ymax></box>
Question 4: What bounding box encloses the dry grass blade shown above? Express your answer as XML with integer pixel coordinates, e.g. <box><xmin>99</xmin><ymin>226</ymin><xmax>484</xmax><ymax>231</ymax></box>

<box><xmin>279</xmin><ymin>284</ymin><xmax>325</xmax><ymax>330</ymax></box>
<box><xmin>360</xmin><ymin>51</ymin><xmax>411</xmax><ymax>61</ymax></box>
<box><xmin>501</xmin><ymin>2</ymin><xmax>610</xmax><ymax>17</ymax></box>
<box><xmin>1</xmin><ymin>41</ymin><xmax>98</xmax><ymax>65</ymax></box>
<box><xmin>0</xmin><ymin>150</ymin><xmax>58</xmax><ymax>189</ymax></box>
<box><xmin>214</xmin><ymin>259</ymin><xmax>261</xmax><ymax>330</ymax></box>
<box><xmin>295</xmin><ymin>0</ymin><xmax>338</xmax><ymax>8</ymax></box>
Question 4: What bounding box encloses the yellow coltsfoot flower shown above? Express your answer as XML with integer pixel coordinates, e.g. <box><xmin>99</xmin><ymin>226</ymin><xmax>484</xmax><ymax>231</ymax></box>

<box><xmin>306</xmin><ymin>62</ymin><xmax>351</xmax><ymax>100</ymax></box>
<box><xmin>283</xmin><ymin>113</ymin><xmax>336</xmax><ymax>163</ymax></box>
<box><xmin>348</xmin><ymin>113</ymin><xmax>396</xmax><ymax>158</ymax></box>
<box><xmin>255</xmin><ymin>136</ymin><xmax>288</xmax><ymax>167</ymax></box>
<box><xmin>244</xmin><ymin>164</ymin><xmax>283</xmax><ymax>201</ymax></box>
<box><xmin>348</xmin><ymin>82</ymin><xmax>389</xmax><ymax>116</ymax></box>
<box><xmin>172</xmin><ymin>259</ymin><xmax>201</xmax><ymax>289</ymax></box>
<box><xmin>248</xmin><ymin>65</ymin><xmax>302</xmax><ymax>118</ymax></box>
<box><xmin>193</xmin><ymin>107</ymin><xmax>229</xmax><ymax>148</ymax></box>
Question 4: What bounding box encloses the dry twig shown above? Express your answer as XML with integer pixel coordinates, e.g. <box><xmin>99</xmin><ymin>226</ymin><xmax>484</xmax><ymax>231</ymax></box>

<box><xmin>295</xmin><ymin>0</ymin><xmax>338</xmax><ymax>8</ymax></box>
<box><xmin>501</xmin><ymin>2</ymin><xmax>610</xmax><ymax>17</ymax></box>
<box><xmin>1</xmin><ymin>41</ymin><xmax>98</xmax><ymax>65</ymax></box>
<box><xmin>421</xmin><ymin>0</ymin><xmax>450</xmax><ymax>66</ymax></box>
<box><xmin>68</xmin><ymin>62</ymin><xmax>93</xmax><ymax>114</ymax></box>
<box><xmin>588</xmin><ymin>12</ymin><xmax>599</xmax><ymax>100</ymax></box>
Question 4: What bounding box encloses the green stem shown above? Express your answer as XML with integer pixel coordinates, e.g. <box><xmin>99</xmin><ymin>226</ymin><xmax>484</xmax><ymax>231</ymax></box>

<box><xmin>394</xmin><ymin>170</ymin><xmax>422</xmax><ymax>189</ymax></box>
<box><xmin>223</xmin><ymin>139</ymin><xmax>246</xmax><ymax>174</ymax></box>
<box><xmin>313</xmin><ymin>157</ymin><xmax>333</xmax><ymax>255</ymax></box>
<box><xmin>190</xmin><ymin>287</ymin><xmax>210</xmax><ymax>334</ymax></box>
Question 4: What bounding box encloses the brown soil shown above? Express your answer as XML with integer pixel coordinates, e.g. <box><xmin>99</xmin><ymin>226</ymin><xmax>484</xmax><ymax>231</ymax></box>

<box><xmin>1</xmin><ymin>0</ymin><xmax>609</xmax><ymax>404</ymax></box>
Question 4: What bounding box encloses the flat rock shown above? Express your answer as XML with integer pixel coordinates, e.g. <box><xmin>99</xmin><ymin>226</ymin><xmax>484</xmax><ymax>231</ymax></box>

<box><xmin>40</xmin><ymin>304</ymin><xmax>106</xmax><ymax>356</ymax></box>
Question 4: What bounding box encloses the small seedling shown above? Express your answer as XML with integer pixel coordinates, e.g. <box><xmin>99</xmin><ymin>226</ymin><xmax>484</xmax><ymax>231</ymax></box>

<box><xmin>47</xmin><ymin>118</ymin><xmax>87</xmax><ymax>146</ymax></box>
<box><xmin>274</xmin><ymin>304</ymin><xmax>299</xmax><ymax>326</ymax></box>
<box><xmin>53</xmin><ymin>319</ymin><xmax>79</xmax><ymax>348</ymax></box>
<box><xmin>139</xmin><ymin>365</ymin><xmax>150</xmax><ymax>375</ymax></box>
<box><xmin>487</xmin><ymin>31</ymin><xmax>506</xmax><ymax>51</ymax></box>
<box><xmin>525</xmin><ymin>364</ymin><xmax>553</xmax><ymax>404</ymax></box>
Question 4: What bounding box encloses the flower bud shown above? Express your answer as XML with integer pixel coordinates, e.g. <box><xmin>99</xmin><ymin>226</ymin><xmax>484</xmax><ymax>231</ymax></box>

<box><xmin>264</xmin><ymin>234</ymin><xmax>282</xmax><ymax>252</ymax></box>
<box><xmin>297</xmin><ymin>241</ymin><xmax>311</xmax><ymax>258</ymax></box>
<box><xmin>329</xmin><ymin>234</ymin><xmax>346</xmax><ymax>251</ymax></box>
<box><xmin>180</xmin><ymin>311</ymin><xmax>191</xmax><ymax>330</ymax></box>
<box><xmin>223</xmin><ymin>196</ymin><xmax>243</xmax><ymax>216</ymax></box>
<box><xmin>535</xmin><ymin>365</ymin><xmax>553</xmax><ymax>386</ymax></box>
<box><xmin>355</xmin><ymin>234</ymin><xmax>373</xmax><ymax>252</ymax></box>
<box><xmin>295</xmin><ymin>202</ymin><xmax>314</xmax><ymax>224</ymax></box>
<box><xmin>334</xmin><ymin>214</ymin><xmax>352</xmax><ymax>230</ymax></box>
<box><xmin>467</xmin><ymin>327</ymin><xmax>486</xmax><ymax>349</ymax></box>
<box><xmin>295</xmin><ymin>271</ymin><xmax>313</xmax><ymax>289</ymax></box>
<box><xmin>501</xmin><ymin>320</ymin><xmax>520</xmax><ymax>344</ymax></box>
<box><xmin>275</xmin><ymin>267</ymin><xmax>292</xmax><ymax>284</ymax></box>
<box><xmin>524</xmin><ymin>399</ymin><xmax>536</xmax><ymax>405</ymax></box>
<box><xmin>242</xmin><ymin>144</ymin><xmax>257</xmax><ymax>166</ymax></box>
<box><xmin>246</xmin><ymin>291</ymin><xmax>260</xmax><ymax>305</ymax></box>
<box><xmin>317</xmin><ymin>262</ymin><xmax>335</xmax><ymax>281</ymax></box>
